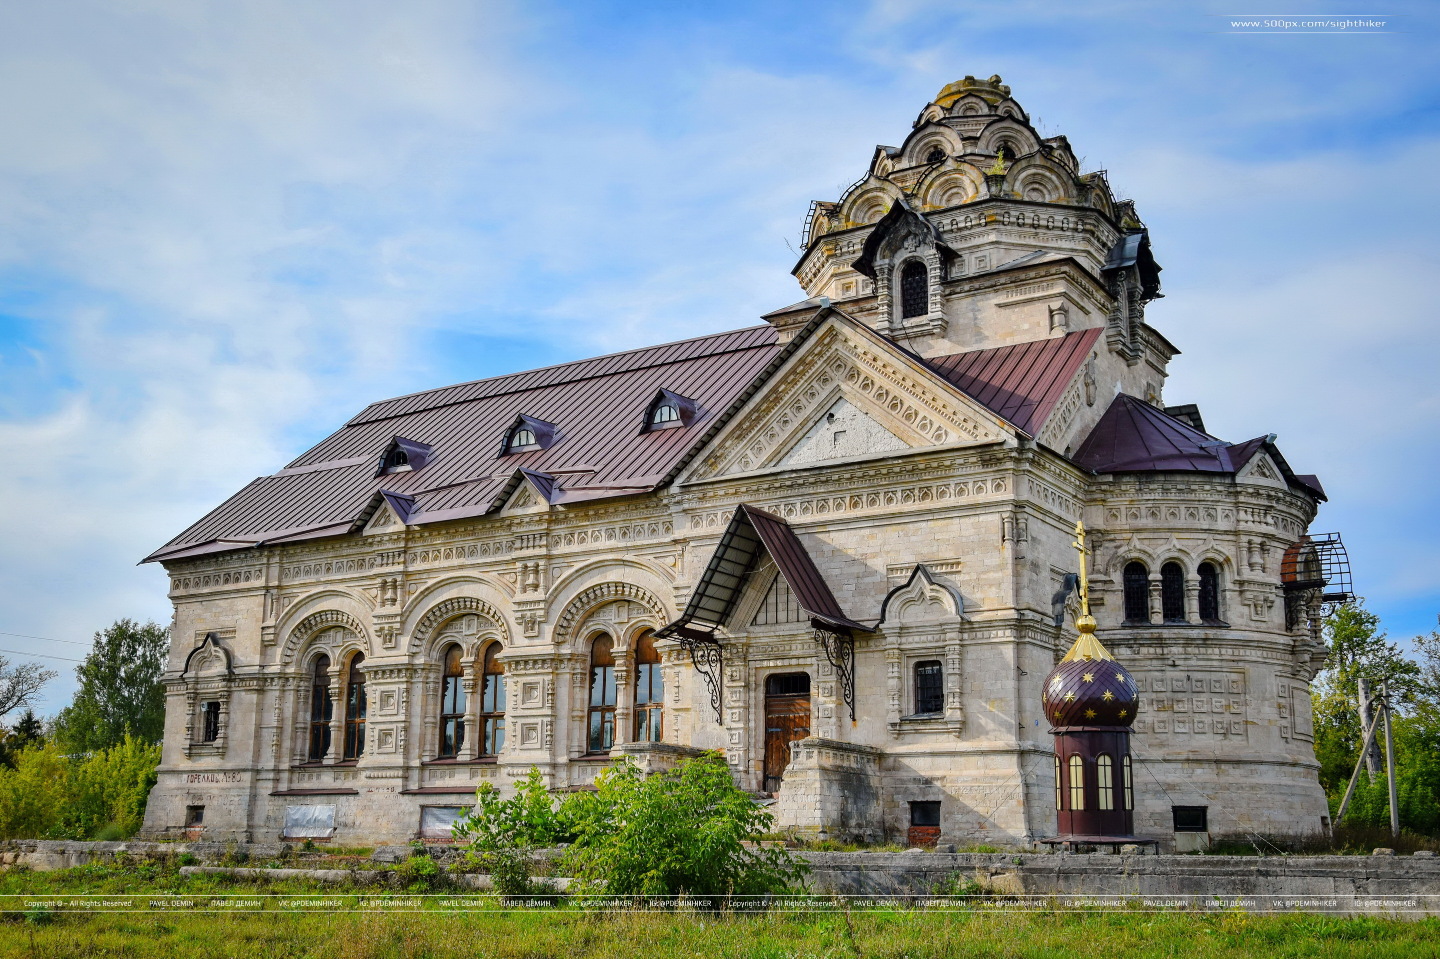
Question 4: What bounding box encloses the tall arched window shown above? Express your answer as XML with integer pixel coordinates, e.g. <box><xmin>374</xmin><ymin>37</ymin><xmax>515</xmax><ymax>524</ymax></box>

<box><xmin>900</xmin><ymin>260</ymin><xmax>928</xmax><ymax>318</ymax></box>
<box><xmin>307</xmin><ymin>654</ymin><xmax>332</xmax><ymax>762</ymax></box>
<box><xmin>587</xmin><ymin>635</ymin><xmax>616</xmax><ymax>753</ymax></box>
<box><xmin>1054</xmin><ymin>755</ymin><xmax>1062</xmax><ymax>811</ymax></box>
<box><xmin>1068</xmin><ymin>754</ymin><xmax>1085</xmax><ymax>810</ymax></box>
<box><xmin>342</xmin><ymin>653</ymin><xmax>366</xmax><ymax>761</ymax></box>
<box><xmin>1123</xmin><ymin>562</ymin><xmax>1150</xmax><ymax>624</ymax></box>
<box><xmin>1161</xmin><ymin>562</ymin><xmax>1186</xmax><ymax>623</ymax></box>
<box><xmin>914</xmin><ymin>661</ymin><xmax>944</xmax><ymax>715</ymax></box>
<box><xmin>1198</xmin><ymin>562</ymin><xmax>1221</xmax><ymax>622</ymax></box>
<box><xmin>633</xmin><ymin>631</ymin><xmax>663</xmax><ymax>743</ymax></box>
<box><xmin>438</xmin><ymin>645</ymin><xmax>466</xmax><ymax>759</ymax></box>
<box><xmin>1122</xmin><ymin>755</ymin><xmax>1134</xmax><ymax>810</ymax></box>
<box><xmin>479</xmin><ymin>643</ymin><xmax>506</xmax><ymax>757</ymax></box>
<box><xmin>1097</xmin><ymin>754</ymin><xmax>1115</xmax><ymax>811</ymax></box>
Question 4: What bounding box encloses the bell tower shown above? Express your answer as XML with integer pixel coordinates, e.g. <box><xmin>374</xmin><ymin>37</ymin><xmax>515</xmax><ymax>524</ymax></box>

<box><xmin>779</xmin><ymin>75</ymin><xmax>1167</xmax><ymax>383</ymax></box>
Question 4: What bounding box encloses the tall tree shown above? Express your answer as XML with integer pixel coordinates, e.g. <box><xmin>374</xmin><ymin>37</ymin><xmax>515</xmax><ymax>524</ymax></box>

<box><xmin>0</xmin><ymin>656</ymin><xmax>56</xmax><ymax>719</ymax></box>
<box><xmin>53</xmin><ymin>619</ymin><xmax>169</xmax><ymax>754</ymax></box>
<box><xmin>1312</xmin><ymin>600</ymin><xmax>1422</xmax><ymax>786</ymax></box>
<box><xmin>0</xmin><ymin>708</ymin><xmax>45</xmax><ymax>768</ymax></box>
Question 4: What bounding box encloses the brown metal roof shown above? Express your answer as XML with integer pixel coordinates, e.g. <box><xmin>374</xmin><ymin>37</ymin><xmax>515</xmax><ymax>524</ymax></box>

<box><xmin>923</xmin><ymin>327</ymin><xmax>1101</xmax><ymax>436</ymax></box>
<box><xmin>659</xmin><ymin>504</ymin><xmax>871</xmax><ymax>636</ymax></box>
<box><xmin>1072</xmin><ymin>393</ymin><xmax>1325</xmax><ymax>500</ymax></box>
<box><xmin>145</xmin><ymin>326</ymin><xmax>783</xmax><ymax>562</ymax></box>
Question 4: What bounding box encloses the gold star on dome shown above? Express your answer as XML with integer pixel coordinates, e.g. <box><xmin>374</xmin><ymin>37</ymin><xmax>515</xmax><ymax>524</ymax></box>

<box><xmin>1116</xmin><ymin>673</ymin><xmax>1127</xmax><ymax>683</ymax></box>
<box><xmin>1049</xmin><ymin>677</ymin><xmax>1063</xmax><ymax>690</ymax></box>
<box><xmin>1054</xmin><ymin>710</ymin><xmax>1064</xmax><ymax>722</ymax></box>
<box><xmin>1063</xmin><ymin>692</ymin><xmax>1076</xmax><ymax>702</ymax></box>
<box><xmin>1102</xmin><ymin>690</ymin><xmax>1115</xmax><ymax>701</ymax></box>
<box><xmin>1118</xmin><ymin>709</ymin><xmax>1128</xmax><ymax>718</ymax></box>
<box><xmin>1084</xmin><ymin>709</ymin><xmax>1097</xmax><ymax>719</ymax></box>
<box><xmin>1082</xmin><ymin>673</ymin><xmax>1094</xmax><ymax>683</ymax></box>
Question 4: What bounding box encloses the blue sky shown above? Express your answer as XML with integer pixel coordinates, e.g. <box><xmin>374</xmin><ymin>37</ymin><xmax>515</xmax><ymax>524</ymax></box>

<box><xmin>1</xmin><ymin>1</ymin><xmax>1437</xmax><ymax>715</ymax></box>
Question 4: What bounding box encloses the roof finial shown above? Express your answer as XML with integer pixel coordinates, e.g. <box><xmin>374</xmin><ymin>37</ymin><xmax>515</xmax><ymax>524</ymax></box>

<box><xmin>1060</xmin><ymin>519</ymin><xmax>1114</xmax><ymax>663</ymax></box>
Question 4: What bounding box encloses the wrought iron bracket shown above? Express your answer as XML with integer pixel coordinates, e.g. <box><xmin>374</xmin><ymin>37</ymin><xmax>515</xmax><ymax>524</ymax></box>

<box><xmin>670</xmin><ymin>631</ymin><xmax>725</xmax><ymax>725</ymax></box>
<box><xmin>813</xmin><ymin>623</ymin><xmax>856</xmax><ymax>721</ymax></box>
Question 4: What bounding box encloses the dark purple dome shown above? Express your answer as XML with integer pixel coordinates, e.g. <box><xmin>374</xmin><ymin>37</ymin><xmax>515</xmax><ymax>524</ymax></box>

<box><xmin>1041</xmin><ymin>617</ymin><xmax>1138</xmax><ymax>728</ymax></box>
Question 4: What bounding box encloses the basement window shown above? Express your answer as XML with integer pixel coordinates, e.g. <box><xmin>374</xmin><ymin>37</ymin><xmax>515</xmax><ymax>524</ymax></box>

<box><xmin>1172</xmin><ymin>806</ymin><xmax>1208</xmax><ymax>833</ymax></box>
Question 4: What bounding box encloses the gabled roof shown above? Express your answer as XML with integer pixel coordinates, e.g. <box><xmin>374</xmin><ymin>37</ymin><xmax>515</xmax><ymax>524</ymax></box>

<box><xmin>1072</xmin><ymin>394</ymin><xmax>1326</xmax><ymax>500</ymax></box>
<box><xmin>144</xmin><ymin>326</ymin><xmax>785</xmax><ymax>562</ymax></box>
<box><xmin>923</xmin><ymin>327</ymin><xmax>1101</xmax><ymax>437</ymax></box>
<box><xmin>658</xmin><ymin>504</ymin><xmax>871</xmax><ymax>636</ymax></box>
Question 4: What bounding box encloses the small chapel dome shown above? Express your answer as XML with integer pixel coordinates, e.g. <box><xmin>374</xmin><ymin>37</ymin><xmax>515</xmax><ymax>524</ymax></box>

<box><xmin>1041</xmin><ymin>615</ymin><xmax>1139</xmax><ymax>729</ymax></box>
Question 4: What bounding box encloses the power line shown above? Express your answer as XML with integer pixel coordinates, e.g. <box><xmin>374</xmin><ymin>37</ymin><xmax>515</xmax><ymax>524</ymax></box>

<box><xmin>0</xmin><ymin>630</ymin><xmax>92</xmax><ymax>647</ymax></box>
<box><xmin>0</xmin><ymin>646</ymin><xmax>83</xmax><ymax>663</ymax></box>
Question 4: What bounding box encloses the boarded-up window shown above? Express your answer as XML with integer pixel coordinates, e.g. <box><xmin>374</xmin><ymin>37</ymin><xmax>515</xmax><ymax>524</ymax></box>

<box><xmin>419</xmin><ymin>806</ymin><xmax>470</xmax><ymax>841</ymax></box>
<box><xmin>283</xmin><ymin>804</ymin><xmax>336</xmax><ymax>839</ymax></box>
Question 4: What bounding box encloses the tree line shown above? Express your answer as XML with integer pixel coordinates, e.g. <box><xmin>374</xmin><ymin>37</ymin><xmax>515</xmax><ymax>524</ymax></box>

<box><xmin>0</xmin><ymin>620</ymin><xmax>166</xmax><ymax>839</ymax></box>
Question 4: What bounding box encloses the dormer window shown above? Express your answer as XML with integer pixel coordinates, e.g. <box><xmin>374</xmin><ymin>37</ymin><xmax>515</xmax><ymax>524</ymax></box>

<box><xmin>642</xmin><ymin>390</ymin><xmax>697</xmax><ymax>432</ymax></box>
<box><xmin>375</xmin><ymin>437</ymin><xmax>432</xmax><ymax>476</ymax></box>
<box><xmin>501</xmin><ymin>415</ymin><xmax>557</xmax><ymax>455</ymax></box>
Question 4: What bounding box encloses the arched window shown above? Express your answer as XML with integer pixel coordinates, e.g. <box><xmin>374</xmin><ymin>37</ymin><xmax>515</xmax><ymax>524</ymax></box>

<box><xmin>587</xmin><ymin>636</ymin><xmax>616</xmax><ymax>753</ymax></box>
<box><xmin>1068</xmin><ymin>754</ymin><xmax>1085</xmax><ymax>810</ymax></box>
<box><xmin>651</xmin><ymin>403</ymin><xmax>680</xmax><ymax>427</ymax></box>
<box><xmin>479</xmin><ymin>643</ymin><xmax>506</xmax><ymax>757</ymax></box>
<box><xmin>342</xmin><ymin>653</ymin><xmax>366</xmax><ymax>761</ymax></box>
<box><xmin>914</xmin><ymin>661</ymin><xmax>944</xmax><ymax>715</ymax></box>
<box><xmin>1097</xmin><ymin>754</ymin><xmax>1115</xmax><ymax>811</ymax></box>
<box><xmin>1122</xmin><ymin>755</ymin><xmax>1134</xmax><ymax>810</ymax></box>
<box><xmin>900</xmin><ymin>260</ymin><xmax>928</xmax><ymax>318</ymax></box>
<box><xmin>1123</xmin><ymin>562</ymin><xmax>1150</xmax><ymax>624</ymax></box>
<box><xmin>1198</xmin><ymin>563</ymin><xmax>1221</xmax><ymax>622</ymax></box>
<box><xmin>1054</xmin><ymin>755</ymin><xmax>1062</xmax><ymax>811</ymax></box>
<box><xmin>925</xmin><ymin>146</ymin><xmax>945</xmax><ymax>164</ymax></box>
<box><xmin>308</xmin><ymin>655</ymin><xmax>332</xmax><ymax>762</ymax></box>
<box><xmin>1161</xmin><ymin>562</ymin><xmax>1186</xmax><ymax>623</ymax></box>
<box><xmin>438</xmin><ymin>645</ymin><xmax>466</xmax><ymax>759</ymax></box>
<box><xmin>509</xmin><ymin>427</ymin><xmax>537</xmax><ymax>450</ymax></box>
<box><xmin>633</xmin><ymin>631</ymin><xmax>663</xmax><ymax>743</ymax></box>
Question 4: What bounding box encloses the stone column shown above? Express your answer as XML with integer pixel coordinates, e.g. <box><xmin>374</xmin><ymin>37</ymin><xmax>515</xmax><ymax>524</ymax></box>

<box><xmin>613</xmin><ymin>646</ymin><xmax>634</xmax><ymax>747</ymax></box>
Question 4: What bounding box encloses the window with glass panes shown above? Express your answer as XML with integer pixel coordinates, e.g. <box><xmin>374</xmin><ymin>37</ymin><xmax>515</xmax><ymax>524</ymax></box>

<box><xmin>587</xmin><ymin>636</ymin><xmax>616</xmax><ymax>753</ymax></box>
<box><xmin>307</xmin><ymin>655</ymin><xmax>332</xmax><ymax>762</ymax></box>
<box><xmin>479</xmin><ymin>643</ymin><xmax>506</xmax><ymax>757</ymax></box>
<box><xmin>633</xmin><ymin>631</ymin><xmax>663</xmax><ymax>742</ymax></box>
<box><xmin>913</xmin><ymin>660</ymin><xmax>944</xmax><ymax>714</ymax></box>
<box><xmin>342</xmin><ymin>653</ymin><xmax>366</xmax><ymax>760</ymax></box>
<box><xmin>438</xmin><ymin>645</ymin><xmax>466</xmax><ymax>759</ymax></box>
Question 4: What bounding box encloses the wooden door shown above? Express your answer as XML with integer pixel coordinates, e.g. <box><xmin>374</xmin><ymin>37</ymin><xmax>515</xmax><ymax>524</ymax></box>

<box><xmin>763</xmin><ymin>673</ymin><xmax>811</xmax><ymax>793</ymax></box>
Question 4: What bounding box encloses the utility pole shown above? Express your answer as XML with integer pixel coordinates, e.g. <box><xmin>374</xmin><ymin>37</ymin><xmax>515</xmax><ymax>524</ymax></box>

<box><xmin>1383</xmin><ymin>682</ymin><xmax>1399</xmax><ymax>839</ymax></box>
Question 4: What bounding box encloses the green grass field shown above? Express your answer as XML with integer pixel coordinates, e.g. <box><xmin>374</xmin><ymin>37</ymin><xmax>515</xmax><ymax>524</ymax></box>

<box><xmin>1</xmin><ymin>865</ymin><xmax>1438</xmax><ymax>958</ymax></box>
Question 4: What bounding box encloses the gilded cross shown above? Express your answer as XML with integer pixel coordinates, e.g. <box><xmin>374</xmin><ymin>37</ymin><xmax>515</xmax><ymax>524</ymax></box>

<box><xmin>1072</xmin><ymin>520</ymin><xmax>1091</xmax><ymax>618</ymax></box>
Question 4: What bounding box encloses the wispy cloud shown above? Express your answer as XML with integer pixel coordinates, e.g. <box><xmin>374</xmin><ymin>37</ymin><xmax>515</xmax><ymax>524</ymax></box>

<box><xmin>1</xmin><ymin>0</ymin><xmax>1437</xmax><ymax>712</ymax></box>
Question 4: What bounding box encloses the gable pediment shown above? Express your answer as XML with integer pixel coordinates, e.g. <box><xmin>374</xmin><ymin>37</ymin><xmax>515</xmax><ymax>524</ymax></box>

<box><xmin>683</xmin><ymin>316</ymin><xmax>1011</xmax><ymax>483</ymax></box>
<box><xmin>1235</xmin><ymin>450</ymin><xmax>1287</xmax><ymax>490</ymax></box>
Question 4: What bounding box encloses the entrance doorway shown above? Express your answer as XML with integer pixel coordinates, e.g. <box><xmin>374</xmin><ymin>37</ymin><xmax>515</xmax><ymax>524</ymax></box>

<box><xmin>763</xmin><ymin>672</ymin><xmax>811</xmax><ymax>793</ymax></box>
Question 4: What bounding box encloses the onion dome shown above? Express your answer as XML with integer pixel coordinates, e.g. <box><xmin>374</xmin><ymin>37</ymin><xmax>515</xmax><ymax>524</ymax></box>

<box><xmin>1041</xmin><ymin>614</ymin><xmax>1138</xmax><ymax>728</ymax></box>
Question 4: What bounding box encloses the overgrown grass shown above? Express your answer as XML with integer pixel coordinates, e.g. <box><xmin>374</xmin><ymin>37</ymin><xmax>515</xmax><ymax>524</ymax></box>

<box><xmin>2</xmin><ymin>863</ymin><xmax>1439</xmax><ymax>956</ymax></box>
<box><xmin>1207</xmin><ymin>824</ymin><xmax>1440</xmax><ymax>857</ymax></box>
<box><xmin>0</xmin><ymin>900</ymin><xmax>1437</xmax><ymax>958</ymax></box>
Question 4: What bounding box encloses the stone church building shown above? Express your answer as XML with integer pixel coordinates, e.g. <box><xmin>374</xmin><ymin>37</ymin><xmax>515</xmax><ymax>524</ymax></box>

<box><xmin>141</xmin><ymin>76</ymin><xmax>1337</xmax><ymax>849</ymax></box>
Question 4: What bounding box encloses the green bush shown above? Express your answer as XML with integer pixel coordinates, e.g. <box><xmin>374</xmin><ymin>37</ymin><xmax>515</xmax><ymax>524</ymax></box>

<box><xmin>451</xmin><ymin>753</ymin><xmax>808</xmax><ymax>899</ymax></box>
<box><xmin>562</xmin><ymin>751</ymin><xmax>808</xmax><ymax>898</ymax></box>
<box><xmin>0</xmin><ymin>735</ymin><xmax>160</xmax><ymax>840</ymax></box>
